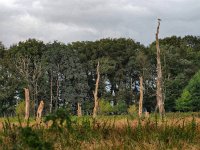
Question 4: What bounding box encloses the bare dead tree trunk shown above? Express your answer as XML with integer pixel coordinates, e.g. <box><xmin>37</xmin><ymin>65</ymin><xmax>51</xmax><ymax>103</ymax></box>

<box><xmin>138</xmin><ymin>76</ymin><xmax>143</xmax><ymax>117</ymax></box>
<box><xmin>24</xmin><ymin>88</ymin><xmax>30</xmax><ymax>120</ymax></box>
<box><xmin>50</xmin><ymin>70</ymin><xmax>53</xmax><ymax>113</ymax></box>
<box><xmin>155</xmin><ymin>19</ymin><xmax>165</xmax><ymax>117</ymax></box>
<box><xmin>93</xmin><ymin>61</ymin><xmax>100</xmax><ymax>118</ymax></box>
<box><xmin>77</xmin><ymin>102</ymin><xmax>82</xmax><ymax>117</ymax></box>
<box><xmin>36</xmin><ymin>100</ymin><xmax>44</xmax><ymax>123</ymax></box>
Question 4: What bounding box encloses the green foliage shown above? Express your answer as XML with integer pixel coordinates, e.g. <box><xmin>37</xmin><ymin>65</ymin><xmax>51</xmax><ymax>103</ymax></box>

<box><xmin>44</xmin><ymin>41</ymin><xmax>89</xmax><ymax>112</ymax></box>
<box><xmin>45</xmin><ymin>108</ymin><xmax>73</xmax><ymax>131</ymax></box>
<box><xmin>1</xmin><ymin>118</ymin><xmax>52</xmax><ymax>150</ymax></box>
<box><xmin>0</xmin><ymin>43</ymin><xmax>19</xmax><ymax>116</ymax></box>
<box><xmin>176</xmin><ymin>70</ymin><xmax>200</xmax><ymax>111</ymax></box>
<box><xmin>114</xmin><ymin>100</ymin><xmax>128</xmax><ymax>114</ymax></box>
<box><xmin>1</xmin><ymin>35</ymin><xmax>200</xmax><ymax>115</ymax></box>
<box><xmin>99</xmin><ymin>99</ymin><xmax>113</xmax><ymax>115</ymax></box>
<box><xmin>15</xmin><ymin>100</ymin><xmax>34</xmax><ymax>117</ymax></box>
<box><xmin>127</xmin><ymin>105</ymin><xmax>138</xmax><ymax>117</ymax></box>
<box><xmin>19</xmin><ymin>127</ymin><xmax>52</xmax><ymax>150</ymax></box>
<box><xmin>176</xmin><ymin>90</ymin><xmax>192</xmax><ymax>111</ymax></box>
<box><xmin>150</xmin><ymin>36</ymin><xmax>200</xmax><ymax>111</ymax></box>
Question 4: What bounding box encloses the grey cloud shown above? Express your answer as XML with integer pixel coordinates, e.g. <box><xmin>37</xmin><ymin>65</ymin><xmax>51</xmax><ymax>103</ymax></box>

<box><xmin>0</xmin><ymin>0</ymin><xmax>200</xmax><ymax>47</ymax></box>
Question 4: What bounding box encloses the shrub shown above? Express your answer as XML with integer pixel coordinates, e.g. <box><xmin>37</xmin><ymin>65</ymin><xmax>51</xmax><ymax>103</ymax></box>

<box><xmin>114</xmin><ymin>100</ymin><xmax>128</xmax><ymax>114</ymax></box>
<box><xmin>16</xmin><ymin>100</ymin><xmax>34</xmax><ymax>117</ymax></box>
<box><xmin>176</xmin><ymin>90</ymin><xmax>192</xmax><ymax>111</ymax></box>
<box><xmin>127</xmin><ymin>105</ymin><xmax>138</xmax><ymax>117</ymax></box>
<box><xmin>99</xmin><ymin>99</ymin><xmax>114</xmax><ymax>115</ymax></box>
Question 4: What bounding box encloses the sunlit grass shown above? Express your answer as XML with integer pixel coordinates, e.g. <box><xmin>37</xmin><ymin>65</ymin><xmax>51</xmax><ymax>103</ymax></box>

<box><xmin>0</xmin><ymin>112</ymin><xmax>200</xmax><ymax>149</ymax></box>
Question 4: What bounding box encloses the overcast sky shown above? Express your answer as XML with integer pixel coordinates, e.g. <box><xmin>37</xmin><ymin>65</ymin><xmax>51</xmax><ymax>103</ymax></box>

<box><xmin>0</xmin><ymin>0</ymin><xmax>200</xmax><ymax>47</ymax></box>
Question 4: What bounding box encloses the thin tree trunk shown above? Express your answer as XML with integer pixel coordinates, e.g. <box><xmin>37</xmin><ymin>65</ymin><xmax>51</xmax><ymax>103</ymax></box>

<box><xmin>24</xmin><ymin>88</ymin><xmax>30</xmax><ymax>120</ymax></box>
<box><xmin>130</xmin><ymin>78</ymin><xmax>133</xmax><ymax>105</ymax></box>
<box><xmin>33</xmin><ymin>82</ymin><xmax>38</xmax><ymax>117</ymax></box>
<box><xmin>77</xmin><ymin>102</ymin><xmax>82</xmax><ymax>117</ymax></box>
<box><xmin>56</xmin><ymin>73</ymin><xmax>59</xmax><ymax>111</ymax></box>
<box><xmin>93</xmin><ymin>61</ymin><xmax>100</xmax><ymax>118</ymax></box>
<box><xmin>35</xmin><ymin>82</ymin><xmax>38</xmax><ymax>115</ymax></box>
<box><xmin>32</xmin><ymin>86</ymin><xmax>35</xmax><ymax>116</ymax></box>
<box><xmin>138</xmin><ymin>76</ymin><xmax>143</xmax><ymax>117</ymax></box>
<box><xmin>36</xmin><ymin>100</ymin><xmax>44</xmax><ymax>123</ymax></box>
<box><xmin>155</xmin><ymin>19</ymin><xmax>165</xmax><ymax>117</ymax></box>
<box><xmin>50</xmin><ymin>70</ymin><xmax>53</xmax><ymax>113</ymax></box>
<box><xmin>55</xmin><ymin>64</ymin><xmax>60</xmax><ymax>111</ymax></box>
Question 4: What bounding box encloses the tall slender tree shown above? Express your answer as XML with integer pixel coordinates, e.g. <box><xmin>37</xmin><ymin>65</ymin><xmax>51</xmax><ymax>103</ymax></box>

<box><xmin>138</xmin><ymin>76</ymin><xmax>143</xmax><ymax>117</ymax></box>
<box><xmin>24</xmin><ymin>88</ymin><xmax>30</xmax><ymax>120</ymax></box>
<box><xmin>155</xmin><ymin>19</ymin><xmax>165</xmax><ymax>116</ymax></box>
<box><xmin>93</xmin><ymin>61</ymin><xmax>100</xmax><ymax>118</ymax></box>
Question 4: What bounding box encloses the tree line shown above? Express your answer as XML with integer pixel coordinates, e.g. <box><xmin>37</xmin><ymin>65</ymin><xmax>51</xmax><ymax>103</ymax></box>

<box><xmin>0</xmin><ymin>35</ymin><xmax>200</xmax><ymax>117</ymax></box>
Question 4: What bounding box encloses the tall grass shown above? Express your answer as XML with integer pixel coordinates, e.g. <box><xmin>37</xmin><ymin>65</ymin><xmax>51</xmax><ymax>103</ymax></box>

<box><xmin>0</xmin><ymin>110</ymin><xmax>199</xmax><ymax>150</ymax></box>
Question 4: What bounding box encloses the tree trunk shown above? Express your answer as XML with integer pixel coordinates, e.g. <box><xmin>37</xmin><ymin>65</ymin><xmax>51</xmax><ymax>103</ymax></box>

<box><xmin>50</xmin><ymin>70</ymin><xmax>53</xmax><ymax>113</ymax></box>
<box><xmin>56</xmin><ymin>73</ymin><xmax>59</xmax><ymax>111</ymax></box>
<box><xmin>36</xmin><ymin>100</ymin><xmax>44</xmax><ymax>123</ymax></box>
<box><xmin>93</xmin><ymin>61</ymin><xmax>100</xmax><ymax>118</ymax></box>
<box><xmin>24</xmin><ymin>88</ymin><xmax>30</xmax><ymax>120</ymax></box>
<box><xmin>130</xmin><ymin>78</ymin><xmax>133</xmax><ymax>105</ymax></box>
<box><xmin>155</xmin><ymin>19</ymin><xmax>165</xmax><ymax>117</ymax></box>
<box><xmin>77</xmin><ymin>102</ymin><xmax>82</xmax><ymax>117</ymax></box>
<box><xmin>138</xmin><ymin>76</ymin><xmax>143</xmax><ymax>117</ymax></box>
<box><xmin>33</xmin><ymin>81</ymin><xmax>38</xmax><ymax>117</ymax></box>
<box><xmin>35</xmin><ymin>82</ymin><xmax>38</xmax><ymax>115</ymax></box>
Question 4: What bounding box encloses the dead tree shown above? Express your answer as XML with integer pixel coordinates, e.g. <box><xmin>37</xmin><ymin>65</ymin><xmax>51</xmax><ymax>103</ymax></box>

<box><xmin>93</xmin><ymin>61</ymin><xmax>100</xmax><ymax>118</ymax></box>
<box><xmin>77</xmin><ymin>102</ymin><xmax>82</xmax><ymax>117</ymax></box>
<box><xmin>24</xmin><ymin>88</ymin><xmax>30</xmax><ymax>120</ymax></box>
<box><xmin>155</xmin><ymin>19</ymin><xmax>165</xmax><ymax>117</ymax></box>
<box><xmin>15</xmin><ymin>56</ymin><xmax>42</xmax><ymax>116</ymax></box>
<box><xmin>138</xmin><ymin>76</ymin><xmax>143</xmax><ymax>117</ymax></box>
<box><xmin>36</xmin><ymin>100</ymin><xmax>44</xmax><ymax>119</ymax></box>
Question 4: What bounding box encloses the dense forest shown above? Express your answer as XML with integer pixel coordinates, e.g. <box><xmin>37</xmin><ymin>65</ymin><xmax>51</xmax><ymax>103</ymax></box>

<box><xmin>0</xmin><ymin>35</ymin><xmax>200</xmax><ymax>117</ymax></box>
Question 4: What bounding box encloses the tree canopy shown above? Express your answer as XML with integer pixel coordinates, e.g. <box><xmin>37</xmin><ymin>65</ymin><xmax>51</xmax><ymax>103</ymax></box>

<box><xmin>176</xmin><ymin>70</ymin><xmax>200</xmax><ymax>111</ymax></box>
<box><xmin>0</xmin><ymin>35</ymin><xmax>200</xmax><ymax>116</ymax></box>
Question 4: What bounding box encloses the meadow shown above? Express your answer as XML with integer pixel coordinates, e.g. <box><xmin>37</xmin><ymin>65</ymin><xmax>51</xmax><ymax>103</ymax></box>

<box><xmin>0</xmin><ymin>111</ymin><xmax>200</xmax><ymax>150</ymax></box>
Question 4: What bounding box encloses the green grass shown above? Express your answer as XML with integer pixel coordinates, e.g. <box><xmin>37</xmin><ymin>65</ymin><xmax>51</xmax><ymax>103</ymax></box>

<box><xmin>0</xmin><ymin>116</ymin><xmax>35</xmax><ymax>123</ymax></box>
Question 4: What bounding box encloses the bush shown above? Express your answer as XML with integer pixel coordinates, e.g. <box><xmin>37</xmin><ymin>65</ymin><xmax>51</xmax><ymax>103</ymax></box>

<box><xmin>16</xmin><ymin>100</ymin><xmax>34</xmax><ymax>117</ymax></box>
<box><xmin>176</xmin><ymin>90</ymin><xmax>192</xmax><ymax>111</ymax></box>
<box><xmin>114</xmin><ymin>100</ymin><xmax>128</xmax><ymax>114</ymax></box>
<box><xmin>127</xmin><ymin>105</ymin><xmax>138</xmax><ymax>117</ymax></box>
<box><xmin>99</xmin><ymin>99</ymin><xmax>114</xmax><ymax>115</ymax></box>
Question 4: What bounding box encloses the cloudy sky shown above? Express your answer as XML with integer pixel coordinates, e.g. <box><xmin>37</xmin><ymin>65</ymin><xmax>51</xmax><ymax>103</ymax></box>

<box><xmin>0</xmin><ymin>0</ymin><xmax>200</xmax><ymax>47</ymax></box>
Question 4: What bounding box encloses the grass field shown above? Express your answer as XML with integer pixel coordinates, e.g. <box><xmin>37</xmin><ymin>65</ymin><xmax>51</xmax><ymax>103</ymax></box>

<box><xmin>0</xmin><ymin>112</ymin><xmax>200</xmax><ymax>150</ymax></box>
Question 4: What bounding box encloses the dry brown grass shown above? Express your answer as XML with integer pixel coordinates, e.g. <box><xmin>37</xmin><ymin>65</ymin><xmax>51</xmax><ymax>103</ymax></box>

<box><xmin>0</xmin><ymin>115</ymin><xmax>200</xmax><ymax>130</ymax></box>
<box><xmin>0</xmin><ymin>113</ymin><xmax>200</xmax><ymax>150</ymax></box>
